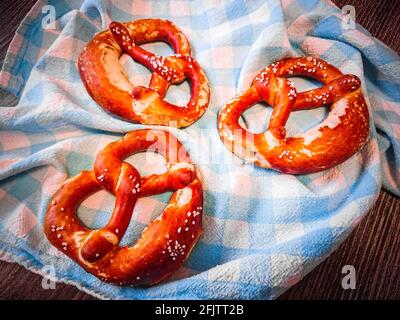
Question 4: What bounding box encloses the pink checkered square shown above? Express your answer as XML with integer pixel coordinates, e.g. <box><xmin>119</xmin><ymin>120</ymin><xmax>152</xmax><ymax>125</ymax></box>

<box><xmin>211</xmin><ymin>46</ymin><xmax>234</xmax><ymax>69</ymax></box>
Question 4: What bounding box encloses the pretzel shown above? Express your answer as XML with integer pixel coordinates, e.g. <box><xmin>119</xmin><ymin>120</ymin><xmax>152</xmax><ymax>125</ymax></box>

<box><xmin>217</xmin><ymin>57</ymin><xmax>369</xmax><ymax>174</ymax></box>
<box><xmin>44</xmin><ymin>130</ymin><xmax>203</xmax><ymax>286</ymax></box>
<box><xmin>78</xmin><ymin>19</ymin><xmax>210</xmax><ymax>128</ymax></box>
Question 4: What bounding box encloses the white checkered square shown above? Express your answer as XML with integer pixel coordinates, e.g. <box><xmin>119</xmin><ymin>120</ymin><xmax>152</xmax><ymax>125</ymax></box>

<box><xmin>223</xmin><ymin>220</ymin><xmax>249</xmax><ymax>249</ymax></box>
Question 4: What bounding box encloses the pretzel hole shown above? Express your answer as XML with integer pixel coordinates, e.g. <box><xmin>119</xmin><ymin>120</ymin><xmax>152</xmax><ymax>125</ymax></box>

<box><xmin>124</xmin><ymin>195</ymin><xmax>171</xmax><ymax>246</ymax></box>
<box><xmin>120</xmin><ymin>54</ymin><xmax>152</xmax><ymax>88</ymax></box>
<box><xmin>164</xmin><ymin>80</ymin><xmax>191</xmax><ymax>106</ymax></box>
<box><xmin>240</xmin><ymin>102</ymin><xmax>273</xmax><ymax>134</ymax></box>
<box><xmin>140</xmin><ymin>42</ymin><xmax>174</xmax><ymax>57</ymax></box>
<box><xmin>124</xmin><ymin>151</ymin><xmax>167</xmax><ymax>176</ymax></box>
<box><xmin>78</xmin><ymin>190</ymin><xmax>116</xmax><ymax>229</ymax></box>
<box><xmin>288</xmin><ymin>76</ymin><xmax>320</xmax><ymax>92</ymax></box>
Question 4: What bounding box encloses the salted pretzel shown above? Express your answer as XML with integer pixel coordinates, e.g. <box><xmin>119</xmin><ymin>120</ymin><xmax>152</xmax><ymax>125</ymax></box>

<box><xmin>78</xmin><ymin>19</ymin><xmax>210</xmax><ymax>127</ymax></box>
<box><xmin>44</xmin><ymin>130</ymin><xmax>203</xmax><ymax>286</ymax></box>
<box><xmin>218</xmin><ymin>57</ymin><xmax>369</xmax><ymax>174</ymax></box>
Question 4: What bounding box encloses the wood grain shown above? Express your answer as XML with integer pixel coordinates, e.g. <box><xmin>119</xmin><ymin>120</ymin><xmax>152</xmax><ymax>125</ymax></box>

<box><xmin>0</xmin><ymin>0</ymin><xmax>37</xmax><ymax>66</ymax></box>
<box><xmin>0</xmin><ymin>0</ymin><xmax>399</xmax><ymax>300</ymax></box>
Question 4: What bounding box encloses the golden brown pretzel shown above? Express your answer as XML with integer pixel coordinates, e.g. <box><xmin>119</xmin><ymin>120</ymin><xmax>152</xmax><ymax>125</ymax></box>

<box><xmin>218</xmin><ymin>57</ymin><xmax>369</xmax><ymax>174</ymax></box>
<box><xmin>78</xmin><ymin>19</ymin><xmax>210</xmax><ymax>128</ymax></box>
<box><xmin>44</xmin><ymin>130</ymin><xmax>203</xmax><ymax>286</ymax></box>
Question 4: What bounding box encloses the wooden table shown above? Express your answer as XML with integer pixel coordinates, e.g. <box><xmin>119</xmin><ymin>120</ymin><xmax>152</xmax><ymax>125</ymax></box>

<box><xmin>0</xmin><ymin>0</ymin><xmax>399</xmax><ymax>300</ymax></box>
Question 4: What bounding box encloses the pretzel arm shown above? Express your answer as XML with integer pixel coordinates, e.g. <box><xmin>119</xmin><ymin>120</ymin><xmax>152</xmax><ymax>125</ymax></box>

<box><xmin>294</xmin><ymin>74</ymin><xmax>361</xmax><ymax>110</ymax></box>
<box><xmin>149</xmin><ymin>73</ymin><xmax>170</xmax><ymax>97</ymax></box>
<box><xmin>140</xmin><ymin>163</ymin><xmax>195</xmax><ymax>196</ymax></box>
<box><xmin>268</xmin><ymin>78</ymin><xmax>297</xmax><ymax>138</ymax></box>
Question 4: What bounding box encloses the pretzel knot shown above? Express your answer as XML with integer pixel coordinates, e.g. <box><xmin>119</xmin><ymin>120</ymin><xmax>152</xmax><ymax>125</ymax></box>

<box><xmin>44</xmin><ymin>130</ymin><xmax>203</xmax><ymax>286</ymax></box>
<box><xmin>78</xmin><ymin>19</ymin><xmax>210</xmax><ymax>128</ymax></box>
<box><xmin>218</xmin><ymin>57</ymin><xmax>369</xmax><ymax>174</ymax></box>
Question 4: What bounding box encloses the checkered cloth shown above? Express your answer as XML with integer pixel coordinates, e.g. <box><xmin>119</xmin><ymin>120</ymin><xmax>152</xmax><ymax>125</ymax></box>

<box><xmin>0</xmin><ymin>0</ymin><xmax>399</xmax><ymax>299</ymax></box>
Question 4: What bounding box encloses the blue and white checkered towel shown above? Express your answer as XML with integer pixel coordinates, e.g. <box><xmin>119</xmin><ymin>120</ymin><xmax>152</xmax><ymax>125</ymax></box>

<box><xmin>0</xmin><ymin>0</ymin><xmax>399</xmax><ymax>299</ymax></box>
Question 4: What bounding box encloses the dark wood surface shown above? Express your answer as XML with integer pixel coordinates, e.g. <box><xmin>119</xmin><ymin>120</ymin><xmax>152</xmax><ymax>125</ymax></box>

<box><xmin>0</xmin><ymin>0</ymin><xmax>399</xmax><ymax>300</ymax></box>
